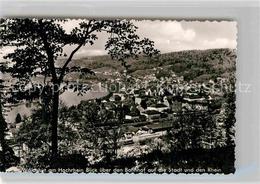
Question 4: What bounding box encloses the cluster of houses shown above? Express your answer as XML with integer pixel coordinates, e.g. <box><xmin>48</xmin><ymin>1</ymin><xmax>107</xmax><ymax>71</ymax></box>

<box><xmin>87</xmin><ymin>68</ymin><xmax>230</xmax><ymax>149</ymax></box>
<box><xmin>96</xmin><ymin>68</ymin><xmax>227</xmax><ymax>125</ymax></box>
<box><xmin>3</xmin><ymin>67</ymin><xmax>229</xmax><ymax>157</ymax></box>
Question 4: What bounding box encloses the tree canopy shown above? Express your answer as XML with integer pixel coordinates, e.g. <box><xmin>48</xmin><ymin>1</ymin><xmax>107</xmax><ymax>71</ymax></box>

<box><xmin>0</xmin><ymin>19</ymin><xmax>159</xmax><ymax>85</ymax></box>
<box><xmin>0</xmin><ymin>18</ymin><xmax>160</xmax><ymax>161</ymax></box>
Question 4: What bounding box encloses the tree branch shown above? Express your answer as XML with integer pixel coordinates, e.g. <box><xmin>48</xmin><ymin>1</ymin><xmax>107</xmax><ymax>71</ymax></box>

<box><xmin>58</xmin><ymin>20</ymin><xmax>96</xmax><ymax>82</ymax></box>
<box><xmin>58</xmin><ymin>43</ymin><xmax>84</xmax><ymax>82</ymax></box>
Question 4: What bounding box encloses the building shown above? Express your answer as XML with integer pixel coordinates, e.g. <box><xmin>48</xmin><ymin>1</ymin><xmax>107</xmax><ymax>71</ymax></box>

<box><xmin>141</xmin><ymin>110</ymin><xmax>161</xmax><ymax>122</ymax></box>
<box><xmin>147</xmin><ymin>103</ymin><xmax>169</xmax><ymax>113</ymax></box>
<box><xmin>125</xmin><ymin>106</ymin><xmax>141</xmax><ymax>120</ymax></box>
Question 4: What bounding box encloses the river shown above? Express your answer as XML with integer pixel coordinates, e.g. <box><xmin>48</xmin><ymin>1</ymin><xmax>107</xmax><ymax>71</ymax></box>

<box><xmin>4</xmin><ymin>83</ymin><xmax>109</xmax><ymax>123</ymax></box>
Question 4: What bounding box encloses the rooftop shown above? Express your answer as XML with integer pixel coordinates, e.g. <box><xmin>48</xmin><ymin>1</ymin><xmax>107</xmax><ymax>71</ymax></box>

<box><xmin>143</xmin><ymin>110</ymin><xmax>161</xmax><ymax>115</ymax></box>
<box><xmin>150</xmin><ymin>103</ymin><xmax>168</xmax><ymax>108</ymax></box>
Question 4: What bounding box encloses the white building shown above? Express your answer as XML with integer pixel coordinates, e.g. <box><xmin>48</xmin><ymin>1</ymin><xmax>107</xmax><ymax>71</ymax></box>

<box><xmin>147</xmin><ymin>103</ymin><xmax>169</xmax><ymax>113</ymax></box>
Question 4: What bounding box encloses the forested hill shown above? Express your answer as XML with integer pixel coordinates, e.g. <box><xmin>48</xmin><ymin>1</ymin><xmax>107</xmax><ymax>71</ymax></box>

<box><xmin>66</xmin><ymin>48</ymin><xmax>236</xmax><ymax>82</ymax></box>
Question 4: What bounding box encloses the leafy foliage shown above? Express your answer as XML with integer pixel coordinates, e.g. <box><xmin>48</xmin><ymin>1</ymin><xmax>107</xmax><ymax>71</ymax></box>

<box><xmin>0</xmin><ymin>18</ymin><xmax>159</xmax><ymax>158</ymax></box>
<box><xmin>0</xmin><ymin>19</ymin><xmax>159</xmax><ymax>85</ymax></box>
<box><xmin>0</xmin><ymin>74</ymin><xmax>19</xmax><ymax>171</ymax></box>
<box><xmin>167</xmin><ymin>109</ymin><xmax>222</xmax><ymax>151</ymax></box>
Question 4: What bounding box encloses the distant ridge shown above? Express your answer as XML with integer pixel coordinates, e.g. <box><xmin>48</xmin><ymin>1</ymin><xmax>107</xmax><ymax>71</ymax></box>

<box><xmin>65</xmin><ymin>48</ymin><xmax>236</xmax><ymax>82</ymax></box>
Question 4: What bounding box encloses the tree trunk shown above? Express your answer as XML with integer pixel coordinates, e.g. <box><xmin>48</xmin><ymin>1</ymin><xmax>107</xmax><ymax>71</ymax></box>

<box><xmin>0</xmin><ymin>99</ymin><xmax>6</xmax><ymax>172</ymax></box>
<box><xmin>51</xmin><ymin>84</ymin><xmax>59</xmax><ymax>164</ymax></box>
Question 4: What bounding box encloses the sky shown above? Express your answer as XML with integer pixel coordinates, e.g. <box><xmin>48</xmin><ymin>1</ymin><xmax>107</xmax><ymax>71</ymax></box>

<box><xmin>1</xmin><ymin>20</ymin><xmax>237</xmax><ymax>58</ymax></box>
<box><xmin>62</xmin><ymin>20</ymin><xmax>237</xmax><ymax>58</ymax></box>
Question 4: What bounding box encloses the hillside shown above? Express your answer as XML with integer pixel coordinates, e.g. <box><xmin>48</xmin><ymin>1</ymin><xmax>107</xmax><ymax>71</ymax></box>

<box><xmin>67</xmin><ymin>48</ymin><xmax>236</xmax><ymax>82</ymax></box>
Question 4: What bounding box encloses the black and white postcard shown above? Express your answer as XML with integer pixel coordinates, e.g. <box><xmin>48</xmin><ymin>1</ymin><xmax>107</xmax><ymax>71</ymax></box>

<box><xmin>0</xmin><ymin>19</ymin><xmax>237</xmax><ymax>174</ymax></box>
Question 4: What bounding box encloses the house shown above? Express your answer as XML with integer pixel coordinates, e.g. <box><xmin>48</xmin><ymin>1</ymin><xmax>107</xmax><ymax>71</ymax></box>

<box><xmin>183</xmin><ymin>92</ymin><xmax>207</xmax><ymax>104</ymax></box>
<box><xmin>133</xmin><ymin>89</ymin><xmax>145</xmax><ymax>97</ymax></box>
<box><xmin>109</xmin><ymin>93</ymin><xmax>125</xmax><ymax>102</ymax></box>
<box><xmin>147</xmin><ymin>103</ymin><xmax>169</xmax><ymax>112</ymax></box>
<box><xmin>158</xmin><ymin>88</ymin><xmax>164</xmax><ymax>96</ymax></box>
<box><xmin>125</xmin><ymin>106</ymin><xmax>141</xmax><ymax>120</ymax></box>
<box><xmin>141</xmin><ymin>110</ymin><xmax>161</xmax><ymax>122</ymax></box>
<box><xmin>135</xmin><ymin>96</ymin><xmax>142</xmax><ymax>105</ymax></box>
<box><xmin>125</xmin><ymin>114</ymin><xmax>140</xmax><ymax>120</ymax></box>
<box><xmin>145</xmin><ymin>89</ymin><xmax>151</xmax><ymax>96</ymax></box>
<box><xmin>182</xmin><ymin>102</ymin><xmax>208</xmax><ymax>111</ymax></box>
<box><xmin>163</xmin><ymin>96</ymin><xmax>170</xmax><ymax>107</ymax></box>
